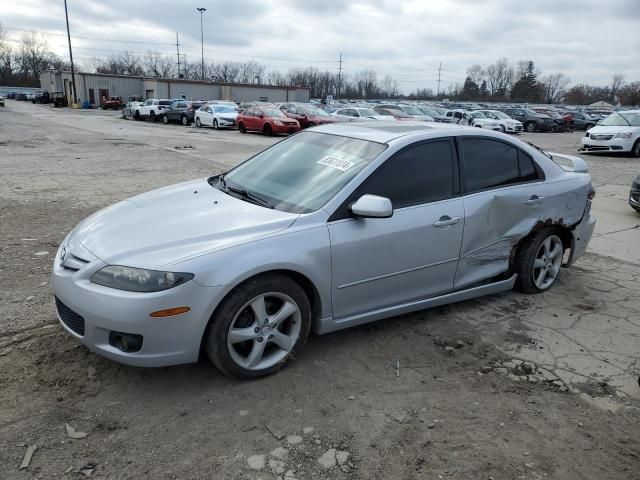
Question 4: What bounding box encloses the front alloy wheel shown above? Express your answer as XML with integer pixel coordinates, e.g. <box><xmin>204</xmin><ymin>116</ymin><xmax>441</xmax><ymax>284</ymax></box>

<box><xmin>205</xmin><ymin>274</ymin><xmax>311</xmax><ymax>378</ymax></box>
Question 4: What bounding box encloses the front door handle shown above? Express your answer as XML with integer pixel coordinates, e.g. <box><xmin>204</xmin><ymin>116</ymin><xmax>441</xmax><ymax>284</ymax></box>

<box><xmin>525</xmin><ymin>195</ymin><xmax>545</xmax><ymax>206</ymax></box>
<box><xmin>433</xmin><ymin>215</ymin><xmax>461</xmax><ymax>227</ymax></box>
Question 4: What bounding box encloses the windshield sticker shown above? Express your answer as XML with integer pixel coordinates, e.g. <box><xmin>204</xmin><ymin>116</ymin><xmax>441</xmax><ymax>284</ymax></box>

<box><xmin>317</xmin><ymin>156</ymin><xmax>355</xmax><ymax>172</ymax></box>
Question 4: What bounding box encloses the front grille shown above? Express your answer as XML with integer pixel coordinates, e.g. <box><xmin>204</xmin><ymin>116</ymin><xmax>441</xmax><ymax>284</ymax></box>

<box><xmin>583</xmin><ymin>146</ymin><xmax>611</xmax><ymax>151</ymax></box>
<box><xmin>590</xmin><ymin>134</ymin><xmax>613</xmax><ymax>141</ymax></box>
<box><xmin>55</xmin><ymin>297</ymin><xmax>85</xmax><ymax>336</ymax></box>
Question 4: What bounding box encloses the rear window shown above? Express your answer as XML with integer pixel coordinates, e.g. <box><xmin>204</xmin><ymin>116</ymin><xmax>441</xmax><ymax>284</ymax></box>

<box><xmin>159</xmin><ymin>100</ymin><xmax>173</xmax><ymax>106</ymax></box>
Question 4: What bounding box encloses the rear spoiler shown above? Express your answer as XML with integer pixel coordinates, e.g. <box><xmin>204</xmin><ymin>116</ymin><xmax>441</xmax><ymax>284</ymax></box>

<box><xmin>549</xmin><ymin>152</ymin><xmax>589</xmax><ymax>173</ymax></box>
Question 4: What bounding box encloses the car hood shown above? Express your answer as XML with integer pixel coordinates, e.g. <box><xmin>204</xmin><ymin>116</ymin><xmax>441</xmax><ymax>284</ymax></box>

<box><xmin>71</xmin><ymin>179</ymin><xmax>298</xmax><ymax>269</ymax></box>
<box><xmin>587</xmin><ymin>125</ymin><xmax>637</xmax><ymax>134</ymax></box>
<box><xmin>310</xmin><ymin>116</ymin><xmax>341</xmax><ymax>123</ymax></box>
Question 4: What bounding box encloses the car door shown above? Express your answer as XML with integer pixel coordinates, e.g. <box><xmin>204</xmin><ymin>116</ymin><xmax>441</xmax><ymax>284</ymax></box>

<box><xmin>328</xmin><ymin>139</ymin><xmax>464</xmax><ymax>319</ymax></box>
<box><xmin>454</xmin><ymin>136</ymin><xmax>546</xmax><ymax>289</ymax></box>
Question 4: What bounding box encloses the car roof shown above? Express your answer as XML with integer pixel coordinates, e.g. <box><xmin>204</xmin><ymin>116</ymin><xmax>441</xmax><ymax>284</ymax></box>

<box><xmin>312</xmin><ymin>121</ymin><xmax>466</xmax><ymax>143</ymax></box>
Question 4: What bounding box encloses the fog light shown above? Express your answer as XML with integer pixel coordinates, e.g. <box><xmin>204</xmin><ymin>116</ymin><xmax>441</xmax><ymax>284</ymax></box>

<box><xmin>109</xmin><ymin>332</ymin><xmax>143</xmax><ymax>353</ymax></box>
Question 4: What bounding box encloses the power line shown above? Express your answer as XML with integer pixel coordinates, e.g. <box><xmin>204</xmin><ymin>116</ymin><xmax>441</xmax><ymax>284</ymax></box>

<box><xmin>437</xmin><ymin>62</ymin><xmax>442</xmax><ymax>97</ymax></box>
<box><xmin>176</xmin><ymin>33</ymin><xmax>181</xmax><ymax>79</ymax></box>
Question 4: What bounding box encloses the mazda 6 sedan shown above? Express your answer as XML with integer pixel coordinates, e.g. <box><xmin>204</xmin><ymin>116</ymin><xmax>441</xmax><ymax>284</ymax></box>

<box><xmin>52</xmin><ymin>122</ymin><xmax>596</xmax><ymax>379</ymax></box>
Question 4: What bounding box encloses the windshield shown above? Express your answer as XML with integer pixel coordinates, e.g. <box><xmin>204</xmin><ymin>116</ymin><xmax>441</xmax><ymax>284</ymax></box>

<box><xmin>402</xmin><ymin>106</ymin><xmax>423</xmax><ymax>115</ymax></box>
<box><xmin>488</xmin><ymin>110</ymin><xmax>510</xmax><ymax>119</ymax></box>
<box><xmin>357</xmin><ymin>108</ymin><xmax>379</xmax><ymax>117</ymax></box>
<box><xmin>304</xmin><ymin>107</ymin><xmax>331</xmax><ymax>117</ymax></box>
<box><xmin>600</xmin><ymin>112</ymin><xmax>640</xmax><ymax>127</ymax></box>
<box><xmin>387</xmin><ymin>109</ymin><xmax>411</xmax><ymax>118</ymax></box>
<box><xmin>220</xmin><ymin>132</ymin><xmax>386</xmax><ymax>213</ymax></box>
<box><xmin>213</xmin><ymin>105</ymin><xmax>236</xmax><ymax>113</ymax></box>
<box><xmin>262</xmin><ymin>108</ymin><xmax>286</xmax><ymax>117</ymax></box>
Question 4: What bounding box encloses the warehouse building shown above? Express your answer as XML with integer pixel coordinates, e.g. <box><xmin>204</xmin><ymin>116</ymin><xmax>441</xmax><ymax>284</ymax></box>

<box><xmin>39</xmin><ymin>71</ymin><xmax>310</xmax><ymax>107</ymax></box>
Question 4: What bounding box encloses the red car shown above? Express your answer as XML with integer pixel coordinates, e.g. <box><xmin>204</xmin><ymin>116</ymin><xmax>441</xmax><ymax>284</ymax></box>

<box><xmin>373</xmin><ymin>107</ymin><xmax>415</xmax><ymax>121</ymax></box>
<box><xmin>237</xmin><ymin>106</ymin><xmax>300</xmax><ymax>136</ymax></box>
<box><xmin>283</xmin><ymin>104</ymin><xmax>342</xmax><ymax>128</ymax></box>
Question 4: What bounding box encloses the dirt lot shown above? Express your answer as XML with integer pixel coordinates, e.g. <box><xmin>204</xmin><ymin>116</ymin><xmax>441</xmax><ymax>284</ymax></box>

<box><xmin>1</xmin><ymin>101</ymin><xmax>639</xmax><ymax>480</ymax></box>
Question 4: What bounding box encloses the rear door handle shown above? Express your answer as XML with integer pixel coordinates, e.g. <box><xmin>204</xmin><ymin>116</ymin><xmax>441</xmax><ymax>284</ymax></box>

<box><xmin>525</xmin><ymin>195</ymin><xmax>545</xmax><ymax>205</ymax></box>
<box><xmin>433</xmin><ymin>215</ymin><xmax>461</xmax><ymax>227</ymax></box>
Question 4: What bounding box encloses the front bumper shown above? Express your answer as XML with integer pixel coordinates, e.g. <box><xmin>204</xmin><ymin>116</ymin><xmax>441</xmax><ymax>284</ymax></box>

<box><xmin>580</xmin><ymin>135</ymin><xmax>633</xmax><ymax>153</ymax></box>
<box><xmin>217</xmin><ymin>117</ymin><xmax>236</xmax><ymax>127</ymax></box>
<box><xmin>567</xmin><ymin>200</ymin><xmax>596</xmax><ymax>266</ymax></box>
<box><xmin>51</xmin><ymin>241</ymin><xmax>224</xmax><ymax>367</ymax></box>
<box><xmin>272</xmin><ymin>123</ymin><xmax>301</xmax><ymax>134</ymax></box>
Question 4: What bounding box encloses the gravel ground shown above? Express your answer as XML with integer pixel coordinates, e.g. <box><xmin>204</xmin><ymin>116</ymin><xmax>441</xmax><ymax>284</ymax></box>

<box><xmin>1</xmin><ymin>101</ymin><xmax>639</xmax><ymax>479</ymax></box>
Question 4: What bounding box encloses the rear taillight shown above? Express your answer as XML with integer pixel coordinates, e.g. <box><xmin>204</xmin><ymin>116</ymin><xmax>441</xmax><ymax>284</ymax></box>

<box><xmin>588</xmin><ymin>185</ymin><xmax>596</xmax><ymax>200</ymax></box>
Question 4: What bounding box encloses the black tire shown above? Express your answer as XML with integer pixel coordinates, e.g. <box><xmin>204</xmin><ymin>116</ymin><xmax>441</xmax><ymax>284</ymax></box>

<box><xmin>584</xmin><ymin>123</ymin><xmax>595</xmax><ymax>130</ymax></box>
<box><xmin>307</xmin><ymin>122</ymin><xmax>316</xmax><ymax>128</ymax></box>
<box><xmin>204</xmin><ymin>274</ymin><xmax>311</xmax><ymax>379</ymax></box>
<box><xmin>181</xmin><ymin>115</ymin><xmax>188</xmax><ymax>126</ymax></box>
<box><xmin>195</xmin><ymin>117</ymin><xmax>202</xmax><ymax>128</ymax></box>
<box><xmin>525</xmin><ymin>121</ymin><xmax>536</xmax><ymax>133</ymax></box>
<box><xmin>238</xmin><ymin>122</ymin><xmax>246</xmax><ymax>133</ymax></box>
<box><xmin>500</xmin><ymin>125</ymin><xmax>506</xmax><ymax>133</ymax></box>
<box><xmin>263</xmin><ymin>124</ymin><xmax>273</xmax><ymax>136</ymax></box>
<box><xmin>514</xmin><ymin>228</ymin><xmax>564</xmax><ymax>294</ymax></box>
<box><xmin>149</xmin><ymin>111</ymin><xmax>155</xmax><ymax>122</ymax></box>
<box><xmin>161</xmin><ymin>114</ymin><xmax>169</xmax><ymax>124</ymax></box>
<box><xmin>134</xmin><ymin>111</ymin><xmax>140</xmax><ymax>120</ymax></box>
<box><xmin>213</xmin><ymin>119</ymin><xmax>219</xmax><ymax>130</ymax></box>
<box><xmin>631</xmin><ymin>139</ymin><xmax>640</xmax><ymax>158</ymax></box>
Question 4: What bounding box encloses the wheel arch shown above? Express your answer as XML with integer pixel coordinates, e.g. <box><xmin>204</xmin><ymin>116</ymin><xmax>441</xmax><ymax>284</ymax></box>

<box><xmin>509</xmin><ymin>219</ymin><xmax>573</xmax><ymax>274</ymax></box>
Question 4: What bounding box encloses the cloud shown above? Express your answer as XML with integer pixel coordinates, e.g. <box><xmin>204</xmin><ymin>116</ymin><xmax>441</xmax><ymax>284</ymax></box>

<box><xmin>2</xmin><ymin>0</ymin><xmax>639</xmax><ymax>92</ymax></box>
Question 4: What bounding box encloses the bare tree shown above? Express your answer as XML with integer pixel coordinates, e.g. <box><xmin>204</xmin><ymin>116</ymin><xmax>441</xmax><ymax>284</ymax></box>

<box><xmin>542</xmin><ymin>72</ymin><xmax>570</xmax><ymax>103</ymax></box>
<box><xmin>143</xmin><ymin>50</ymin><xmax>175</xmax><ymax>78</ymax></box>
<box><xmin>96</xmin><ymin>52</ymin><xmax>144</xmax><ymax>76</ymax></box>
<box><xmin>380</xmin><ymin>74</ymin><xmax>399</xmax><ymax>98</ymax></box>
<box><xmin>466</xmin><ymin>64</ymin><xmax>485</xmax><ymax>87</ymax></box>
<box><xmin>486</xmin><ymin>58</ymin><xmax>513</xmax><ymax>97</ymax></box>
<box><xmin>212</xmin><ymin>61</ymin><xmax>241</xmax><ymax>82</ymax></box>
<box><xmin>610</xmin><ymin>73</ymin><xmax>625</xmax><ymax>102</ymax></box>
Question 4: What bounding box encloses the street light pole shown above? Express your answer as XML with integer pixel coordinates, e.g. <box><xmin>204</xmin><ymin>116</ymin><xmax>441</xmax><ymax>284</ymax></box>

<box><xmin>64</xmin><ymin>0</ymin><xmax>78</xmax><ymax>105</ymax></box>
<box><xmin>196</xmin><ymin>7</ymin><xmax>206</xmax><ymax>80</ymax></box>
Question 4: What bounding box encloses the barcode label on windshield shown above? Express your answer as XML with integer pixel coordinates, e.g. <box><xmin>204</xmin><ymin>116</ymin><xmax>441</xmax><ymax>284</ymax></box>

<box><xmin>317</xmin><ymin>156</ymin><xmax>355</xmax><ymax>172</ymax></box>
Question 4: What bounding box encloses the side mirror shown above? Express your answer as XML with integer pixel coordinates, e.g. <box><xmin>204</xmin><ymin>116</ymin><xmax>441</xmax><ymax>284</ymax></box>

<box><xmin>350</xmin><ymin>194</ymin><xmax>393</xmax><ymax>219</ymax></box>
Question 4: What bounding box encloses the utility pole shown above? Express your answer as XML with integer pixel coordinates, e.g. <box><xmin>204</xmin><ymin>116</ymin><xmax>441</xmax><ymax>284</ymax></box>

<box><xmin>175</xmin><ymin>33</ymin><xmax>181</xmax><ymax>78</ymax></box>
<box><xmin>64</xmin><ymin>0</ymin><xmax>77</xmax><ymax>105</ymax></box>
<box><xmin>337</xmin><ymin>52</ymin><xmax>343</xmax><ymax>99</ymax></box>
<box><xmin>436</xmin><ymin>62</ymin><xmax>442</xmax><ymax>98</ymax></box>
<box><xmin>197</xmin><ymin>7</ymin><xmax>206</xmax><ymax>80</ymax></box>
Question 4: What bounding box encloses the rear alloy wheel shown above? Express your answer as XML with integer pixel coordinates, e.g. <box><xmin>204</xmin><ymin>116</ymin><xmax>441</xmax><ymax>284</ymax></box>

<box><xmin>204</xmin><ymin>274</ymin><xmax>311</xmax><ymax>379</ymax></box>
<box><xmin>263</xmin><ymin>124</ymin><xmax>273</xmax><ymax>136</ymax></box>
<box><xmin>195</xmin><ymin>117</ymin><xmax>202</xmax><ymax>128</ymax></box>
<box><xmin>149</xmin><ymin>111</ymin><xmax>155</xmax><ymax>122</ymax></box>
<box><xmin>213</xmin><ymin>119</ymin><xmax>219</xmax><ymax>130</ymax></box>
<box><xmin>500</xmin><ymin>125</ymin><xmax>506</xmax><ymax>133</ymax></box>
<box><xmin>181</xmin><ymin>115</ymin><xmax>188</xmax><ymax>126</ymax></box>
<box><xmin>161</xmin><ymin>115</ymin><xmax>169</xmax><ymax>124</ymax></box>
<box><xmin>515</xmin><ymin>230</ymin><xmax>564</xmax><ymax>293</ymax></box>
<box><xmin>525</xmin><ymin>121</ymin><xmax>536</xmax><ymax>132</ymax></box>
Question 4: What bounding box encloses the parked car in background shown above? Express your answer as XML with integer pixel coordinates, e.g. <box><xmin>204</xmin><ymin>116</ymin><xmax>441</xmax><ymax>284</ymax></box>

<box><xmin>32</xmin><ymin>91</ymin><xmax>50</xmax><ymax>104</ymax></box>
<box><xmin>417</xmin><ymin>105</ymin><xmax>450</xmax><ymax>123</ymax></box>
<box><xmin>630</xmin><ymin>174</ymin><xmax>640</xmax><ymax>213</ymax></box>
<box><xmin>477</xmin><ymin>109</ymin><xmax>523</xmax><ymax>133</ymax></box>
<box><xmin>499</xmin><ymin>107</ymin><xmax>555</xmax><ymax>132</ymax></box>
<box><xmin>237</xmin><ymin>106</ymin><xmax>300</xmax><ymax>135</ymax></box>
<box><xmin>331</xmin><ymin>107</ymin><xmax>389</xmax><ymax>121</ymax></box>
<box><xmin>102</xmin><ymin>97</ymin><xmax>123</xmax><ymax>110</ymax></box>
<box><xmin>533</xmin><ymin>108</ymin><xmax>569</xmax><ymax>132</ymax></box>
<box><xmin>51</xmin><ymin>122</ymin><xmax>596</xmax><ymax>378</ymax></box>
<box><xmin>373</xmin><ymin>107</ymin><xmax>416</xmax><ymax>121</ymax></box>
<box><xmin>563</xmin><ymin>111</ymin><xmax>597</xmax><ymax>130</ymax></box>
<box><xmin>134</xmin><ymin>99</ymin><xmax>173</xmax><ymax>121</ymax></box>
<box><xmin>393</xmin><ymin>104</ymin><xmax>434</xmax><ymax>122</ymax></box>
<box><xmin>16</xmin><ymin>93</ymin><xmax>28</xmax><ymax>101</ymax></box>
<box><xmin>283</xmin><ymin>104</ymin><xmax>342</xmax><ymax>128</ymax></box>
<box><xmin>580</xmin><ymin>110</ymin><xmax>640</xmax><ymax>157</ymax></box>
<box><xmin>195</xmin><ymin>104</ymin><xmax>239</xmax><ymax>129</ymax></box>
<box><xmin>0</xmin><ymin>95</ymin><xmax>4</xmax><ymax>107</ymax></box>
<box><xmin>209</xmin><ymin>100</ymin><xmax>240</xmax><ymax>111</ymax></box>
<box><xmin>445</xmin><ymin>110</ymin><xmax>501</xmax><ymax>131</ymax></box>
<box><xmin>162</xmin><ymin>100</ymin><xmax>206</xmax><ymax>125</ymax></box>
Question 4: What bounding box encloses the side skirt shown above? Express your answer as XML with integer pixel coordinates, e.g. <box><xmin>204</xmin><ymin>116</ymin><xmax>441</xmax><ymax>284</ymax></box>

<box><xmin>315</xmin><ymin>274</ymin><xmax>517</xmax><ymax>334</ymax></box>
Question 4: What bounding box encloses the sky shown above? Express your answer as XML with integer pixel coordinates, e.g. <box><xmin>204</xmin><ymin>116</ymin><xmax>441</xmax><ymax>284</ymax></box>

<box><xmin>2</xmin><ymin>0</ymin><xmax>639</xmax><ymax>93</ymax></box>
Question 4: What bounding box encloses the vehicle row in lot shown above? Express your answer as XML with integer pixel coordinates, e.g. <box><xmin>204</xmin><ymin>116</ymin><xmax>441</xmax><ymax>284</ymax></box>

<box><xmin>580</xmin><ymin>110</ymin><xmax>640</xmax><ymax>157</ymax></box>
<box><xmin>52</xmin><ymin>121</ymin><xmax>596</xmax><ymax>378</ymax></box>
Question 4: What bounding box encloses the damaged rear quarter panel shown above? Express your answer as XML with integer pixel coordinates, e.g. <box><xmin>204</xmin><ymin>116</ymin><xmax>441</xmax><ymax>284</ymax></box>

<box><xmin>454</xmin><ymin>177</ymin><xmax>588</xmax><ymax>290</ymax></box>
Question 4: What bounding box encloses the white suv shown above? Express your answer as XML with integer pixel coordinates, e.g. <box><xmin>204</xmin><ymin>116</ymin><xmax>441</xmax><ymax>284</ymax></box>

<box><xmin>581</xmin><ymin>111</ymin><xmax>640</xmax><ymax>157</ymax></box>
<box><xmin>134</xmin><ymin>99</ymin><xmax>173</xmax><ymax>122</ymax></box>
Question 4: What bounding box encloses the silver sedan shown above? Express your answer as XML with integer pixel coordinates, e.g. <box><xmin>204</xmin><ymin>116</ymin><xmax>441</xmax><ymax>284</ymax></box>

<box><xmin>52</xmin><ymin>122</ymin><xmax>596</xmax><ymax>378</ymax></box>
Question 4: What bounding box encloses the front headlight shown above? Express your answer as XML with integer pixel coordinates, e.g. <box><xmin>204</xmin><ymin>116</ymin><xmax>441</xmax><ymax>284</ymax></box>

<box><xmin>90</xmin><ymin>266</ymin><xmax>194</xmax><ymax>292</ymax></box>
<box><xmin>614</xmin><ymin>132</ymin><xmax>633</xmax><ymax>139</ymax></box>
<box><xmin>274</xmin><ymin>120</ymin><xmax>283</xmax><ymax>126</ymax></box>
